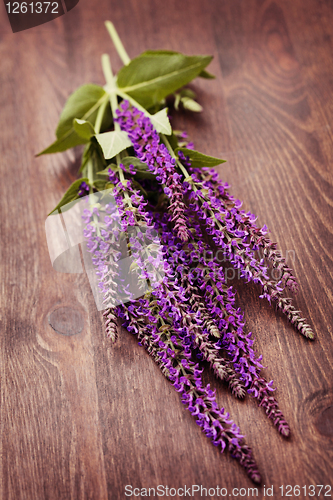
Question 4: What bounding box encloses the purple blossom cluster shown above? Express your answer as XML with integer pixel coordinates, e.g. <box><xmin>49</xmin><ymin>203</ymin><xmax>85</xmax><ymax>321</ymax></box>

<box><xmin>115</xmin><ymin>101</ymin><xmax>189</xmax><ymax>242</ymax></box>
<box><xmin>80</xmin><ymin>99</ymin><xmax>314</xmax><ymax>484</ymax></box>
<box><xmin>80</xmin><ymin>165</ymin><xmax>262</xmax><ymax>481</ymax></box>
<box><xmin>78</xmin><ymin>180</ymin><xmax>90</xmax><ymax>197</ymax></box>
<box><xmin>117</xmin><ymin>296</ymin><xmax>261</xmax><ymax>484</ymax></box>
<box><xmin>153</xmin><ymin>211</ymin><xmax>290</xmax><ymax>436</ymax></box>
<box><xmin>182</xmin><ymin>166</ymin><xmax>312</xmax><ymax>338</ymax></box>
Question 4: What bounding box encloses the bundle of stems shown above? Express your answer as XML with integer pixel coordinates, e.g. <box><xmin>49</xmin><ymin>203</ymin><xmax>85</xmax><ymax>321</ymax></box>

<box><xmin>40</xmin><ymin>22</ymin><xmax>314</xmax><ymax>484</ymax></box>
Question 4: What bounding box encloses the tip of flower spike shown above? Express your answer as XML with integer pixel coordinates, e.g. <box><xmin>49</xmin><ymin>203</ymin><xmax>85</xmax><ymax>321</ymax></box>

<box><xmin>298</xmin><ymin>322</ymin><xmax>315</xmax><ymax>340</ymax></box>
<box><xmin>179</xmin><ymin>231</ymin><xmax>189</xmax><ymax>243</ymax></box>
<box><xmin>280</xmin><ymin>426</ymin><xmax>290</xmax><ymax>438</ymax></box>
<box><xmin>276</xmin><ymin>417</ymin><xmax>290</xmax><ymax>437</ymax></box>
<box><xmin>303</xmin><ymin>327</ymin><xmax>315</xmax><ymax>340</ymax></box>
<box><xmin>235</xmin><ymin>387</ymin><xmax>246</xmax><ymax>399</ymax></box>
<box><xmin>229</xmin><ymin>380</ymin><xmax>246</xmax><ymax>399</ymax></box>
<box><xmin>251</xmin><ymin>473</ymin><xmax>262</xmax><ymax>485</ymax></box>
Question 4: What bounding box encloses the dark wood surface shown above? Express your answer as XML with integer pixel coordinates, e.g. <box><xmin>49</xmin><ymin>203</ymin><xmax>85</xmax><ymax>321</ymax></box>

<box><xmin>1</xmin><ymin>0</ymin><xmax>333</xmax><ymax>498</ymax></box>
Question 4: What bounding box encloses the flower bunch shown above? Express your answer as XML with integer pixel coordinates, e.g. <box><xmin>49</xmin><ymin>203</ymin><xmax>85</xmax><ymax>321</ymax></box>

<box><xmin>40</xmin><ymin>21</ymin><xmax>314</xmax><ymax>484</ymax></box>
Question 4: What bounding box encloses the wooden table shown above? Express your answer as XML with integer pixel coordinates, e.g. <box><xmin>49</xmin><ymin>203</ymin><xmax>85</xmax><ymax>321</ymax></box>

<box><xmin>1</xmin><ymin>0</ymin><xmax>332</xmax><ymax>498</ymax></box>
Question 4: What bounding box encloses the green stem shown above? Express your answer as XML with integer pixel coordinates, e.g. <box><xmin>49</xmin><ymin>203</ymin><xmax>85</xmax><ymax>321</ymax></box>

<box><xmin>105</xmin><ymin>21</ymin><xmax>131</xmax><ymax>66</ymax></box>
<box><xmin>118</xmin><ymin>167</ymin><xmax>126</xmax><ymax>183</ymax></box>
<box><xmin>86</xmin><ymin>158</ymin><xmax>101</xmax><ymax>236</ymax></box>
<box><xmin>161</xmin><ymin>134</ymin><xmax>195</xmax><ymax>183</ymax></box>
<box><xmin>116</xmin><ymin>153</ymin><xmax>131</xmax><ymax>205</ymax></box>
<box><xmin>102</xmin><ymin>54</ymin><xmax>121</xmax><ymax>133</ymax></box>
<box><xmin>87</xmin><ymin>159</ymin><xmax>94</xmax><ymax>194</ymax></box>
<box><xmin>95</xmin><ymin>99</ymin><xmax>108</xmax><ymax>134</ymax></box>
<box><xmin>102</xmin><ymin>54</ymin><xmax>132</xmax><ymax>207</ymax></box>
<box><xmin>101</xmin><ymin>53</ymin><xmax>114</xmax><ymax>87</ymax></box>
<box><xmin>116</xmin><ymin>90</ymin><xmax>149</xmax><ymax>115</ymax></box>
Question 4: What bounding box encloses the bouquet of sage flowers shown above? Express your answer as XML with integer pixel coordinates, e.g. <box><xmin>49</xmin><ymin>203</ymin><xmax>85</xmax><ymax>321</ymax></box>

<box><xmin>39</xmin><ymin>21</ymin><xmax>314</xmax><ymax>484</ymax></box>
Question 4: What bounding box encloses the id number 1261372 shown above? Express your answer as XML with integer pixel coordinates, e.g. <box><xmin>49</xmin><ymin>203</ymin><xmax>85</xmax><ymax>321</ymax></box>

<box><xmin>5</xmin><ymin>2</ymin><xmax>59</xmax><ymax>14</ymax></box>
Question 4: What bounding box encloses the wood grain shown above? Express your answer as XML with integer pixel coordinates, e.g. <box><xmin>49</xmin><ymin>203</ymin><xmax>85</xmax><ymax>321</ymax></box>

<box><xmin>0</xmin><ymin>0</ymin><xmax>332</xmax><ymax>498</ymax></box>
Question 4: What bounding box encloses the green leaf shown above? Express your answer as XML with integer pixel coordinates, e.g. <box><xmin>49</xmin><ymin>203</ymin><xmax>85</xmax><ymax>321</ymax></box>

<box><xmin>175</xmin><ymin>89</ymin><xmax>197</xmax><ymax>111</ymax></box>
<box><xmin>167</xmin><ymin>132</ymin><xmax>179</xmax><ymax>151</ymax></box>
<box><xmin>199</xmin><ymin>69</ymin><xmax>215</xmax><ymax>79</ymax></box>
<box><xmin>48</xmin><ymin>178</ymin><xmax>89</xmax><ymax>215</ymax></box>
<box><xmin>175</xmin><ymin>147</ymin><xmax>226</xmax><ymax>168</ymax></box>
<box><xmin>38</xmin><ymin>134</ymin><xmax>85</xmax><ymax>155</ymax></box>
<box><xmin>134</xmin><ymin>171</ymin><xmax>156</xmax><ymax>180</ymax></box>
<box><xmin>73</xmin><ymin>119</ymin><xmax>95</xmax><ymax>140</ymax></box>
<box><xmin>174</xmin><ymin>93</ymin><xmax>181</xmax><ymax>110</ymax></box>
<box><xmin>93</xmin><ymin>137</ymin><xmax>108</xmax><ymax>171</ymax></box>
<box><xmin>181</xmin><ymin>97</ymin><xmax>203</xmax><ymax>113</ymax></box>
<box><xmin>94</xmin><ymin>100</ymin><xmax>113</xmax><ymax>134</ymax></box>
<box><xmin>56</xmin><ymin>85</ymin><xmax>106</xmax><ymax>138</ymax></box>
<box><xmin>97</xmin><ymin>157</ymin><xmax>157</xmax><ymax>180</ymax></box>
<box><xmin>180</xmin><ymin>88</ymin><xmax>196</xmax><ymax>99</ymax></box>
<box><xmin>79</xmin><ymin>137</ymin><xmax>107</xmax><ymax>175</ymax></box>
<box><xmin>100</xmin><ymin>101</ymin><xmax>113</xmax><ymax>132</ymax></box>
<box><xmin>122</xmin><ymin>157</ymin><xmax>146</xmax><ymax>169</ymax></box>
<box><xmin>142</xmin><ymin>50</ymin><xmax>179</xmax><ymax>56</ymax></box>
<box><xmin>117</xmin><ymin>51</ymin><xmax>213</xmax><ymax>109</ymax></box>
<box><xmin>37</xmin><ymin>85</ymin><xmax>107</xmax><ymax>155</ymax></box>
<box><xmin>79</xmin><ymin>143</ymin><xmax>92</xmax><ymax>174</ymax></box>
<box><xmin>93</xmin><ymin>179</ymin><xmax>107</xmax><ymax>191</ymax></box>
<box><xmin>95</xmin><ymin>130</ymin><xmax>132</xmax><ymax>159</ymax></box>
<box><xmin>150</xmin><ymin>108</ymin><xmax>171</xmax><ymax>135</ymax></box>
<box><xmin>97</xmin><ymin>157</ymin><xmax>156</xmax><ymax>180</ymax></box>
<box><xmin>121</xmin><ymin>157</ymin><xmax>156</xmax><ymax>179</ymax></box>
<box><xmin>97</xmin><ymin>164</ymin><xmax>118</xmax><ymax>176</ymax></box>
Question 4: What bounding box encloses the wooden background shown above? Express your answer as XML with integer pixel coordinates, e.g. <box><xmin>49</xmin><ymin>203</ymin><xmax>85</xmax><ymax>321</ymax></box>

<box><xmin>1</xmin><ymin>0</ymin><xmax>332</xmax><ymax>498</ymax></box>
